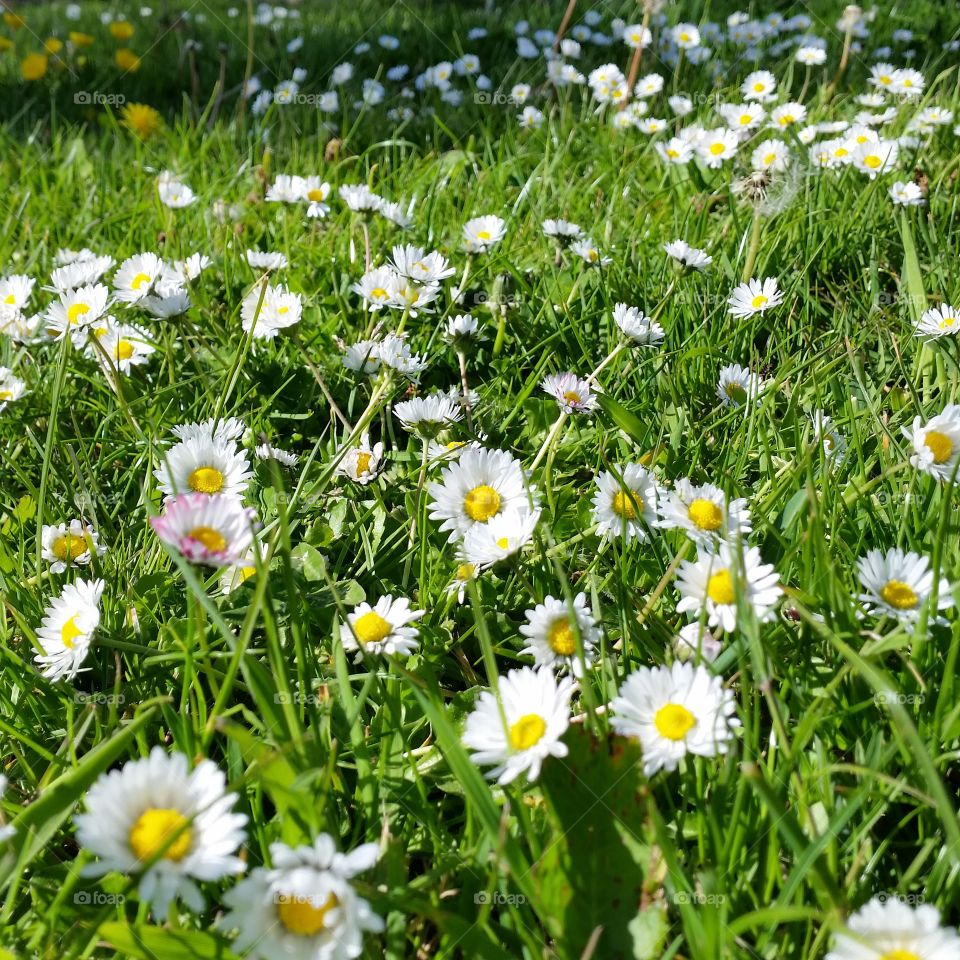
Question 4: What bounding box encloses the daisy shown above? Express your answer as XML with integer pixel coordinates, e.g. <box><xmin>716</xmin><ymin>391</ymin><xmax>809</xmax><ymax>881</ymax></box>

<box><xmin>621</xmin><ymin>23</ymin><xmax>652</xmax><ymax>49</ymax></box>
<box><xmin>266</xmin><ymin>174</ymin><xmax>307</xmax><ymax>203</ymax></box>
<box><xmin>769</xmin><ymin>102</ymin><xmax>806</xmax><ymax>129</ymax></box>
<box><xmin>795</xmin><ymin>46</ymin><xmax>826</xmax><ymax>65</ymax></box>
<box><xmin>664</xmin><ymin>240</ymin><xmax>712</xmax><ymax>271</ymax></box>
<box><xmin>303</xmin><ymin>176</ymin><xmax>331</xmax><ymax>218</ymax></box>
<box><xmin>427</xmin><ymin>447</ymin><xmax>530</xmax><ymax>539</ymax></box>
<box><xmin>49</xmin><ymin>256</ymin><xmax>114</xmax><ymax>293</ymax></box>
<box><xmin>751</xmin><ymin>139</ymin><xmax>790</xmax><ymax>171</ymax></box>
<box><xmin>34</xmin><ymin>578</ymin><xmax>104</xmax><ymax>681</ymax></box>
<box><xmin>158</xmin><ymin>179</ymin><xmax>196</xmax><ymax>208</ymax></box>
<box><xmin>717</xmin><ymin>364</ymin><xmax>762</xmax><ymax>410</ymax></box>
<box><xmin>246</xmin><ymin>251</ymin><xmax>288</xmax><ymax>271</ymax></box>
<box><xmin>696</xmin><ymin>128</ymin><xmax>740</xmax><ymax>168</ymax></box>
<box><xmin>45</xmin><ymin>284</ymin><xmax>110</xmax><ymax>340</ymax></box>
<box><xmin>812</xmin><ymin>410</ymin><xmax>847</xmax><ymax>464</ymax></box>
<box><xmin>742</xmin><ymin>70</ymin><xmax>776</xmax><ymax>102</ymax></box>
<box><xmin>446</xmin><ymin>313</ymin><xmax>481</xmax><ymax>343</ymax></box>
<box><xmin>390</xmin><ymin>244</ymin><xmax>456</xmax><ymax>284</ymax></box>
<box><xmin>675</xmin><ymin>543</ymin><xmax>781</xmax><ymax>632</ymax></box>
<box><xmin>519</xmin><ymin>592</ymin><xmax>600</xmax><ymax>676</ymax></box>
<box><xmin>394</xmin><ymin>393</ymin><xmax>462</xmax><ymax>434</ymax></box>
<box><xmin>541</xmin><ymin>372</ymin><xmax>597</xmax><ymax>414</ymax></box>
<box><xmin>113</xmin><ymin>252</ymin><xmax>165</xmax><ymax>303</ymax></box>
<box><xmin>826</xmin><ymin>896</ymin><xmax>960</xmax><ymax>960</ymax></box>
<box><xmin>150</xmin><ymin>494</ymin><xmax>256</xmax><ymax>565</ymax></box>
<box><xmin>891</xmin><ymin>68</ymin><xmax>924</xmax><ymax>97</ymax></box>
<box><xmin>154</xmin><ymin>435</ymin><xmax>252</xmax><ymax>499</ymax></box>
<box><xmin>254</xmin><ymin>443</ymin><xmax>297</xmax><ymax>467</ymax></box>
<box><xmin>570</xmin><ymin>238</ymin><xmax>612</xmax><ymax>267</ymax></box>
<box><xmin>0</xmin><ymin>274</ymin><xmax>35</xmax><ymax>313</ymax></box>
<box><xmin>906</xmin><ymin>406</ymin><xmax>960</xmax><ymax>481</ymax></box>
<box><xmin>542</xmin><ymin>219</ymin><xmax>583</xmax><ymax>243</ymax></box>
<box><xmin>352</xmin><ymin>266</ymin><xmax>399</xmax><ymax>312</ymax></box>
<box><xmin>673</xmin><ymin>622</ymin><xmax>723</xmax><ymax>662</ymax></box>
<box><xmin>658</xmin><ymin>480</ymin><xmax>751</xmax><ymax>546</ymax></box>
<box><xmin>610</xmin><ymin>661</ymin><xmax>739</xmax><ymax>775</ymax></box>
<box><xmin>340</xmin><ymin>595</ymin><xmax>424</xmax><ymax>659</ymax></box>
<box><xmin>446</xmin><ymin>562</ymin><xmax>477</xmax><ymax>604</ymax></box>
<box><xmin>219</xmin><ymin>835</ymin><xmax>384</xmax><ymax>960</ymax></box>
<box><xmin>172</xmin><ymin>417</ymin><xmax>245</xmax><ymax>445</ymax></box>
<box><xmin>656</xmin><ymin>137</ymin><xmax>694</xmax><ymax>164</ymax></box>
<box><xmin>463</xmin><ymin>667</ymin><xmax>574</xmax><ymax>784</ymax></box>
<box><xmin>890</xmin><ymin>180</ymin><xmax>925</xmax><ymax>206</ymax></box>
<box><xmin>851</xmin><ymin>139</ymin><xmax>899</xmax><ymax>179</ymax></box>
<box><xmin>612</xmin><ymin>303</ymin><xmax>665</xmax><ymax>346</ymax></box>
<box><xmin>857</xmin><ymin>548</ymin><xmax>954</xmax><ymax>624</ymax></box>
<box><xmin>99</xmin><ymin>324</ymin><xmax>155</xmax><ymax>373</ymax></box>
<box><xmin>241</xmin><ymin>283</ymin><xmax>302</xmax><ymax>339</ymax></box>
<box><xmin>591</xmin><ymin>463</ymin><xmax>659</xmax><ymax>542</ymax></box>
<box><xmin>74</xmin><ymin>747</ymin><xmax>247</xmax><ymax>917</ymax></box>
<box><xmin>458</xmin><ymin>506</ymin><xmax>540</xmax><ymax>569</ymax></box>
<box><xmin>143</xmin><ymin>287</ymin><xmax>191</xmax><ymax>318</ymax></box>
<box><xmin>339</xmin><ymin>184</ymin><xmax>383</xmax><ymax>214</ymax></box>
<box><xmin>915</xmin><ymin>304</ymin><xmax>959</xmax><ymax>339</ymax></box>
<box><xmin>0</xmin><ymin>368</ymin><xmax>26</xmax><ymax>411</ymax></box>
<box><xmin>671</xmin><ymin>23</ymin><xmax>700</xmax><ymax>49</ymax></box>
<box><xmin>462</xmin><ymin>215</ymin><xmax>506</xmax><ymax>254</ymax></box>
<box><xmin>377</xmin><ymin>334</ymin><xmax>427</xmax><ymax>379</ymax></box>
<box><xmin>727</xmin><ymin>277</ymin><xmax>784</xmax><ymax>318</ymax></box>
<box><xmin>336</xmin><ymin>434</ymin><xmax>383</xmax><ymax>485</ymax></box>
<box><xmin>41</xmin><ymin>520</ymin><xmax>106</xmax><ymax>574</ymax></box>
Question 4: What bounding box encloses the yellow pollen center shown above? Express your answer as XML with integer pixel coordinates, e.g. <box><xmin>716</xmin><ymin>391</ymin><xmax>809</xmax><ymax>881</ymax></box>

<box><xmin>547</xmin><ymin>618</ymin><xmax>577</xmax><ymax>656</ymax></box>
<box><xmin>354</xmin><ymin>451</ymin><xmax>373</xmax><ymax>475</ymax></box>
<box><xmin>753</xmin><ymin>82</ymin><xmax>764</xmax><ymax>92</ymax></box>
<box><xmin>53</xmin><ymin>533</ymin><xmax>88</xmax><ymax>563</ymax></box>
<box><xmin>455</xmin><ymin>562</ymin><xmax>475</xmax><ymax>581</ymax></box>
<box><xmin>277</xmin><ymin>892</ymin><xmax>340</xmax><ymax>936</ymax></box>
<box><xmin>61</xmin><ymin>614</ymin><xmax>84</xmax><ymax>649</ymax></box>
<box><xmin>278</xmin><ymin>305</ymin><xmax>289</xmax><ymax>314</ymax></box>
<box><xmin>496</xmin><ymin>536</ymin><xmax>510</xmax><ymax>549</ymax></box>
<box><xmin>509</xmin><ymin>713</ymin><xmax>546</xmax><ymax>750</ymax></box>
<box><xmin>0</xmin><ymin>391</ymin><xmax>12</xmax><ymax>401</ymax></box>
<box><xmin>666</xmin><ymin>148</ymin><xmax>679</xmax><ymax>157</ymax></box>
<box><xmin>709</xmin><ymin>142</ymin><xmax>725</xmax><ymax>155</ymax></box>
<box><xmin>371</xmin><ymin>287</ymin><xmax>388</xmax><ymax>299</ymax></box>
<box><xmin>114</xmin><ymin>340</ymin><xmax>135</xmax><ymax>360</ymax></box>
<box><xmin>688</xmin><ymin>498</ymin><xmax>723</xmax><ymax>531</ymax></box>
<box><xmin>725</xmin><ymin>383</ymin><xmax>748</xmax><ymax>404</ymax></box>
<box><xmin>476</xmin><ymin>230</ymin><xmax>491</xmax><ymax>240</ymax></box>
<box><xmin>187</xmin><ymin>526</ymin><xmax>227</xmax><ymax>552</ymax></box>
<box><xmin>307</xmin><ymin>188</ymin><xmax>325</xmax><ymax>201</ymax></box>
<box><xmin>778</xmin><ymin>115</ymin><xmax>793</xmax><ymax>125</ymax></box>
<box><xmin>763</xmin><ymin>153</ymin><xmax>777</xmax><ymax>165</ymax></box>
<box><xmin>707</xmin><ymin>569</ymin><xmax>736</xmax><ymax>605</ymax></box>
<box><xmin>654</xmin><ymin>702</ymin><xmax>697</xmax><ymax>741</ymax></box>
<box><xmin>67</xmin><ymin>302</ymin><xmax>90</xmax><ymax>324</ymax></box>
<box><xmin>835</xmin><ymin>147</ymin><xmax>848</xmax><ymax>157</ymax></box>
<box><xmin>924</xmin><ymin>430</ymin><xmax>952</xmax><ymax>464</ymax></box>
<box><xmin>131</xmin><ymin>272</ymin><xmax>151</xmax><ymax>291</ymax></box>
<box><xmin>128</xmin><ymin>808</ymin><xmax>192</xmax><ymax>862</ymax></box>
<box><xmin>740</xmin><ymin>115</ymin><xmax>752</xmax><ymax>125</ymax></box>
<box><xmin>352</xmin><ymin>610</ymin><xmax>392</xmax><ymax>645</ymax></box>
<box><xmin>464</xmin><ymin>484</ymin><xmax>501</xmax><ymax>522</ymax></box>
<box><xmin>3</xmin><ymin>294</ymin><xmax>14</xmax><ymax>304</ymax></box>
<box><xmin>863</xmin><ymin>154</ymin><xmax>882</xmax><ymax>169</ymax></box>
<box><xmin>563</xmin><ymin>390</ymin><xmax>582</xmax><ymax>404</ymax></box>
<box><xmin>612</xmin><ymin>489</ymin><xmax>638</xmax><ymax>519</ymax></box>
<box><xmin>751</xmin><ymin>294</ymin><xmax>768</xmax><ymax>308</ymax></box>
<box><xmin>188</xmin><ymin>466</ymin><xmax>225</xmax><ymax>494</ymax></box>
<box><xmin>880</xmin><ymin>580</ymin><xmax>919</xmax><ymax>610</ymax></box>
<box><xmin>879</xmin><ymin>952</ymin><xmax>920</xmax><ymax>960</ymax></box>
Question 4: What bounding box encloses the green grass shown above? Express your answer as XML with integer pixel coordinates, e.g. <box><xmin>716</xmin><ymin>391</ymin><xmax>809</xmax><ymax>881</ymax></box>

<box><xmin>2</xmin><ymin>1</ymin><xmax>960</xmax><ymax>958</ymax></box>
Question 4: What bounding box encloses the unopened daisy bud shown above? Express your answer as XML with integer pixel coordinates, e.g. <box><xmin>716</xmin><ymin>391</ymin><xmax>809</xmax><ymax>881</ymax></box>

<box><xmin>446</xmin><ymin>313</ymin><xmax>481</xmax><ymax>343</ymax></box>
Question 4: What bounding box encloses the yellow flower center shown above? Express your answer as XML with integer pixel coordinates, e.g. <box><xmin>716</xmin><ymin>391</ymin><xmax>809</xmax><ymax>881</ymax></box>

<box><xmin>188</xmin><ymin>466</ymin><xmax>225</xmax><ymax>494</ymax></box>
<box><xmin>0</xmin><ymin>391</ymin><xmax>11</xmax><ymax>401</ymax></box>
<box><xmin>354</xmin><ymin>451</ymin><xmax>372</xmax><ymax>475</ymax></box>
<box><xmin>763</xmin><ymin>152</ymin><xmax>777</xmax><ymax>165</ymax></box>
<box><xmin>547</xmin><ymin>618</ymin><xmax>576</xmax><ymax>656</ymax></box>
<box><xmin>879</xmin><ymin>952</ymin><xmax>920</xmax><ymax>960</ymax></box>
<box><xmin>352</xmin><ymin>610</ymin><xmax>392</xmax><ymax>645</ymax></box>
<box><xmin>496</xmin><ymin>536</ymin><xmax>510</xmax><ymax>549</ymax></box>
<box><xmin>654</xmin><ymin>702</ymin><xmax>697</xmax><ymax>741</ymax></box>
<box><xmin>709</xmin><ymin>142</ymin><xmax>725</xmax><ymax>156</ymax></box>
<box><xmin>750</xmin><ymin>294</ymin><xmax>768</xmax><ymax>309</ymax></box>
<box><xmin>753</xmin><ymin>82</ymin><xmax>765</xmax><ymax>92</ymax></box>
<box><xmin>455</xmin><ymin>562</ymin><xmax>475</xmax><ymax>581</ymax></box>
<box><xmin>778</xmin><ymin>115</ymin><xmax>794</xmax><ymax>125</ymax></box>
<box><xmin>67</xmin><ymin>302</ymin><xmax>90</xmax><ymax>324</ymax></box>
<box><xmin>370</xmin><ymin>287</ymin><xmax>388</xmax><ymax>300</ymax></box>
<box><xmin>114</xmin><ymin>340</ymin><xmax>135</xmax><ymax>361</ymax></box>
<box><xmin>307</xmin><ymin>188</ymin><xmax>325</xmax><ymax>201</ymax></box>
<box><xmin>476</xmin><ymin>230</ymin><xmax>491</xmax><ymax>241</ymax></box>
<box><xmin>464</xmin><ymin>484</ymin><xmax>501</xmax><ymax>522</ymax></box>
<box><xmin>53</xmin><ymin>533</ymin><xmax>88</xmax><ymax>562</ymax></box>
<box><xmin>739</xmin><ymin>115</ymin><xmax>753</xmax><ymax>125</ymax></box>
<box><xmin>3</xmin><ymin>294</ymin><xmax>15</xmax><ymax>304</ymax></box>
<box><xmin>688</xmin><ymin>498</ymin><xmax>723</xmax><ymax>531</ymax></box>
<box><xmin>61</xmin><ymin>614</ymin><xmax>84</xmax><ymax>649</ymax></box>
<box><xmin>509</xmin><ymin>713</ymin><xmax>546</xmax><ymax>750</ymax></box>
<box><xmin>863</xmin><ymin>154</ymin><xmax>882</xmax><ymax>169</ymax></box>
<box><xmin>666</xmin><ymin>148</ymin><xmax>679</xmax><ymax>158</ymax></box>
<box><xmin>187</xmin><ymin>526</ymin><xmax>227</xmax><ymax>552</ymax></box>
<box><xmin>612</xmin><ymin>489</ymin><xmax>638</xmax><ymax>519</ymax></box>
<box><xmin>562</xmin><ymin>390</ymin><xmax>582</xmax><ymax>404</ymax></box>
<box><xmin>725</xmin><ymin>383</ymin><xmax>748</xmax><ymax>404</ymax></box>
<box><xmin>924</xmin><ymin>430</ymin><xmax>952</xmax><ymax>464</ymax></box>
<box><xmin>707</xmin><ymin>569</ymin><xmax>735</xmax><ymax>605</ymax></box>
<box><xmin>128</xmin><ymin>808</ymin><xmax>192</xmax><ymax>862</ymax></box>
<box><xmin>277</xmin><ymin>892</ymin><xmax>340</xmax><ymax>936</ymax></box>
<box><xmin>131</xmin><ymin>272</ymin><xmax>151</xmax><ymax>291</ymax></box>
<box><xmin>834</xmin><ymin>146</ymin><xmax>848</xmax><ymax>157</ymax></box>
<box><xmin>880</xmin><ymin>580</ymin><xmax>919</xmax><ymax>610</ymax></box>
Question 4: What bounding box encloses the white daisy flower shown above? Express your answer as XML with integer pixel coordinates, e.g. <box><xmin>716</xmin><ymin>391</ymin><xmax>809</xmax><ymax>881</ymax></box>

<box><xmin>769</xmin><ymin>102</ymin><xmax>806</xmax><ymax>129</ymax></box>
<box><xmin>336</xmin><ymin>434</ymin><xmax>383</xmax><ymax>485</ymax></box>
<box><xmin>376</xmin><ymin>333</ymin><xmax>427</xmax><ymax>379</ymax></box>
<box><xmin>241</xmin><ymin>283</ymin><xmax>302</xmax><ymax>339</ymax></box>
<box><xmin>591</xmin><ymin>463</ymin><xmax>659</xmax><ymax>542</ymax></box>
<box><xmin>254</xmin><ymin>442</ymin><xmax>297</xmax><ymax>467</ymax></box>
<box><xmin>427</xmin><ymin>447</ymin><xmax>531</xmax><ymax>540</ymax></box>
<box><xmin>656</xmin><ymin>137</ymin><xmax>694</xmax><ymax>164</ymax></box>
<box><xmin>246</xmin><ymin>250</ymin><xmax>288</xmax><ymax>271</ymax></box>
<box><xmin>99</xmin><ymin>323</ymin><xmax>155</xmax><ymax>373</ymax></box>
<box><xmin>141</xmin><ymin>289</ymin><xmax>191</xmax><ymax>319</ymax></box>
<box><xmin>113</xmin><ymin>252</ymin><xmax>165</xmax><ymax>303</ymax></box>
<box><xmin>891</xmin><ymin>68</ymin><xmax>924</xmax><ymax>97</ymax></box>
<box><xmin>266</xmin><ymin>174</ymin><xmax>307</xmax><ymax>203</ymax></box>
<box><xmin>219</xmin><ymin>835</ymin><xmax>384</xmax><ymax>960</ymax></box>
<box><xmin>446</xmin><ymin>561</ymin><xmax>477</xmax><ymax>604</ymax></box>
<box><xmin>463</xmin><ymin>667</ymin><xmax>574</xmax><ymax>784</ymax></box>
<box><xmin>664</xmin><ymin>240</ymin><xmax>712</xmax><ymax>270</ymax></box>
<box><xmin>570</xmin><ymin>237</ymin><xmax>612</xmax><ymax>267</ymax></box>
<box><xmin>727</xmin><ymin>277</ymin><xmax>784</xmax><ymax>318</ymax></box>
<box><xmin>610</xmin><ymin>661</ymin><xmax>739</xmax><ymax>775</ymax></box>
<box><xmin>671</xmin><ymin>23</ymin><xmax>700</xmax><ymax>48</ymax></box>
<box><xmin>351</xmin><ymin>266</ymin><xmax>399</xmax><ymax>313</ymax></box>
<box><xmin>675</xmin><ymin>542</ymin><xmax>782</xmax><ymax>632</ymax></box>
<box><xmin>303</xmin><ymin>176</ymin><xmax>331</xmax><ymax>218</ymax></box>
<box><xmin>171</xmin><ymin>417</ymin><xmax>246</xmax><ymax>445</ymax></box>
<box><xmin>658</xmin><ymin>480</ymin><xmax>751</xmax><ymax>546</ymax></box>
<box><xmin>74</xmin><ymin>747</ymin><xmax>247</xmax><ymax>917</ymax></box>
<box><xmin>340</xmin><ymin>595</ymin><xmax>424</xmax><ymax>659</ymax></box>
<box><xmin>154</xmin><ymin>435</ymin><xmax>252</xmax><ymax>499</ymax></box>
<box><xmin>50</xmin><ymin>257</ymin><xmax>115</xmax><ymax>295</ymax></box>
<box><xmin>445</xmin><ymin>313</ymin><xmax>481</xmax><ymax>343</ymax></box>
<box><xmin>390</xmin><ymin>244</ymin><xmax>456</xmax><ymax>284</ymax></box>
<box><xmin>742</xmin><ymin>70</ymin><xmax>776</xmax><ymax>102</ymax></box>
<box><xmin>0</xmin><ymin>367</ymin><xmax>26</xmax><ymax>410</ymax></box>
<box><xmin>150</xmin><ymin>494</ymin><xmax>256</xmax><ymax>565</ymax></box>
<box><xmin>890</xmin><ymin>180</ymin><xmax>925</xmax><ymax>206</ymax></box>
<box><xmin>158</xmin><ymin>179</ymin><xmax>196</xmax><ymax>208</ymax></box>
<box><xmin>542</xmin><ymin>219</ymin><xmax>583</xmax><ymax>243</ymax></box>
<box><xmin>673</xmin><ymin>622</ymin><xmax>723</xmax><ymax>662</ymax></box>
<box><xmin>519</xmin><ymin>592</ymin><xmax>600</xmax><ymax>676</ymax></box>
<box><xmin>338</xmin><ymin>184</ymin><xmax>383</xmax><ymax>214</ymax></box>
<box><xmin>541</xmin><ymin>372</ymin><xmax>597</xmax><ymax>414</ymax></box>
<box><xmin>697</xmin><ymin>128</ymin><xmax>740</xmax><ymax>167</ymax></box>
<box><xmin>826</xmin><ymin>896</ymin><xmax>960</xmax><ymax>960</ymax></box>
<box><xmin>0</xmin><ymin>274</ymin><xmax>35</xmax><ymax>312</ymax></box>
<box><xmin>612</xmin><ymin>303</ymin><xmax>665</xmax><ymax>346</ymax></box>
<box><xmin>341</xmin><ymin>339</ymin><xmax>381</xmax><ymax>374</ymax></box>
<box><xmin>915</xmin><ymin>304</ymin><xmax>959</xmax><ymax>339</ymax></box>
<box><xmin>857</xmin><ymin>548</ymin><xmax>954</xmax><ymax>624</ymax></box>
<box><xmin>394</xmin><ymin>393</ymin><xmax>462</xmax><ymax>434</ymax></box>
<box><xmin>795</xmin><ymin>46</ymin><xmax>826</xmax><ymax>65</ymax></box>
<box><xmin>41</xmin><ymin>520</ymin><xmax>106</xmax><ymax>574</ymax></box>
<box><xmin>751</xmin><ymin>139</ymin><xmax>790</xmax><ymax>171</ymax></box>
<box><xmin>717</xmin><ymin>363</ymin><xmax>762</xmax><ymax>407</ymax></box>
<box><xmin>458</xmin><ymin>506</ymin><xmax>540</xmax><ymax>568</ymax></box>
<box><xmin>851</xmin><ymin>139</ymin><xmax>899</xmax><ymax>179</ymax></box>
<box><xmin>34</xmin><ymin>578</ymin><xmax>104</xmax><ymax>681</ymax></box>
<box><xmin>621</xmin><ymin>23</ymin><xmax>652</xmax><ymax>49</ymax></box>
<box><xmin>45</xmin><ymin>283</ymin><xmax>110</xmax><ymax>340</ymax></box>
<box><xmin>906</xmin><ymin>405</ymin><xmax>960</xmax><ymax>481</ymax></box>
<box><xmin>462</xmin><ymin>215</ymin><xmax>506</xmax><ymax>254</ymax></box>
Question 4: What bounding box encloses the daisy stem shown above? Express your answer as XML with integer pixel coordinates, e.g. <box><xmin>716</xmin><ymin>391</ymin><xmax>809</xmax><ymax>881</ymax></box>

<box><xmin>741</xmin><ymin>209</ymin><xmax>764</xmax><ymax>282</ymax></box>
<box><xmin>360</xmin><ymin>219</ymin><xmax>372</xmax><ymax>272</ymax></box>
<box><xmin>530</xmin><ymin>411</ymin><xmax>568</xmax><ymax>472</ymax></box>
<box><xmin>454</xmin><ymin>254</ymin><xmax>474</xmax><ymax>306</ymax></box>
<box><xmin>401</xmin><ymin>438</ymin><xmax>430</xmax><ymax>590</ymax></box>
<box><xmin>587</xmin><ymin>341</ymin><xmax>625</xmax><ymax>383</ymax></box>
<box><xmin>457</xmin><ymin>349</ymin><xmax>475</xmax><ymax>432</ymax></box>
<box><xmin>798</xmin><ymin>65</ymin><xmax>811</xmax><ymax>104</ymax></box>
<box><xmin>492</xmin><ymin>310</ymin><xmax>507</xmax><ymax>358</ymax></box>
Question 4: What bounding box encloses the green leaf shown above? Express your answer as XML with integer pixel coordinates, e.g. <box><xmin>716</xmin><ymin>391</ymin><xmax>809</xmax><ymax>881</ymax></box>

<box><xmin>899</xmin><ymin>211</ymin><xmax>925</xmax><ymax>325</ymax></box>
<box><xmin>597</xmin><ymin>394</ymin><xmax>648</xmax><ymax>446</ymax></box>
<box><xmin>98</xmin><ymin>923</ymin><xmax>240</xmax><ymax>960</ymax></box>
